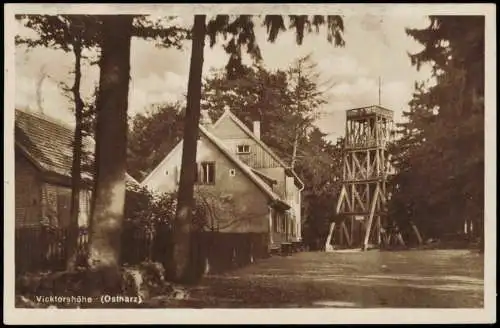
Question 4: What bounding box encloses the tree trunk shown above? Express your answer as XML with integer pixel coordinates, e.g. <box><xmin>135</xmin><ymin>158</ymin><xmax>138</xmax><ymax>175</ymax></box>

<box><xmin>89</xmin><ymin>98</ymin><xmax>100</xmax><ymax>244</ymax></box>
<box><xmin>290</xmin><ymin>66</ymin><xmax>302</xmax><ymax>170</ymax></box>
<box><xmin>291</xmin><ymin>127</ymin><xmax>299</xmax><ymax>169</ymax></box>
<box><xmin>36</xmin><ymin>66</ymin><xmax>47</xmax><ymax>114</ymax></box>
<box><xmin>67</xmin><ymin>34</ymin><xmax>84</xmax><ymax>271</ymax></box>
<box><xmin>88</xmin><ymin>16</ymin><xmax>133</xmax><ymax>286</ymax></box>
<box><xmin>170</xmin><ymin>15</ymin><xmax>206</xmax><ymax>283</ymax></box>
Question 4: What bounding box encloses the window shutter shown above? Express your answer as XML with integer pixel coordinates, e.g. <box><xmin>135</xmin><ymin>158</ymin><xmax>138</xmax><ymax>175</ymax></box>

<box><xmin>175</xmin><ymin>166</ymin><xmax>180</xmax><ymax>184</ymax></box>
<box><xmin>274</xmin><ymin>214</ymin><xmax>277</xmax><ymax>233</ymax></box>
<box><xmin>196</xmin><ymin>162</ymin><xmax>201</xmax><ymax>184</ymax></box>
<box><xmin>286</xmin><ymin>215</ymin><xmax>289</xmax><ymax>235</ymax></box>
<box><xmin>210</xmin><ymin>163</ymin><xmax>216</xmax><ymax>184</ymax></box>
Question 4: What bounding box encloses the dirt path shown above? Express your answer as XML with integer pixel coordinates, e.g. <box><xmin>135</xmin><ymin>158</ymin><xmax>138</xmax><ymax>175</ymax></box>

<box><xmin>152</xmin><ymin>249</ymin><xmax>484</xmax><ymax>308</ymax></box>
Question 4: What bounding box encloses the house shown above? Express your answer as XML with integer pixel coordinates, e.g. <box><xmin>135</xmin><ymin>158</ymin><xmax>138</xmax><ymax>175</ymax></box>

<box><xmin>14</xmin><ymin>108</ymin><xmax>139</xmax><ymax>229</ymax></box>
<box><xmin>141</xmin><ymin>108</ymin><xmax>304</xmax><ymax>249</ymax></box>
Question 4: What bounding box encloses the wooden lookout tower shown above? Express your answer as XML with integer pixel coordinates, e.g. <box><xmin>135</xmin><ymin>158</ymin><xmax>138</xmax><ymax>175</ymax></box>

<box><xmin>326</xmin><ymin>105</ymin><xmax>396</xmax><ymax>251</ymax></box>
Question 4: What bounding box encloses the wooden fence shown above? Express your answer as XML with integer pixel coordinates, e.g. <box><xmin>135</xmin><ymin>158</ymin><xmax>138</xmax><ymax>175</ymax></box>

<box><xmin>15</xmin><ymin>224</ymin><xmax>270</xmax><ymax>275</ymax></box>
<box><xmin>194</xmin><ymin>231</ymin><xmax>270</xmax><ymax>274</ymax></box>
<box><xmin>15</xmin><ymin>226</ymin><xmax>89</xmax><ymax>274</ymax></box>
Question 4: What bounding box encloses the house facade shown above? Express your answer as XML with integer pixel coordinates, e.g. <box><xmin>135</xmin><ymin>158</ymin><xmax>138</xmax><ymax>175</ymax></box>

<box><xmin>15</xmin><ymin>109</ymin><xmax>139</xmax><ymax>229</ymax></box>
<box><xmin>141</xmin><ymin>109</ymin><xmax>304</xmax><ymax>249</ymax></box>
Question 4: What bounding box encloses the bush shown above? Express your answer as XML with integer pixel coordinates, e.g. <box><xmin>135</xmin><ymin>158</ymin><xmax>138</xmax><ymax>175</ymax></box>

<box><xmin>124</xmin><ymin>185</ymin><xmax>156</xmax><ymax>226</ymax></box>
<box><xmin>124</xmin><ymin>186</ymin><xmax>209</xmax><ymax>232</ymax></box>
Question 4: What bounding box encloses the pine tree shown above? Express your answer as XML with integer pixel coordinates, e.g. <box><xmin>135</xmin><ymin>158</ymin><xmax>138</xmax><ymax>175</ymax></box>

<box><xmin>390</xmin><ymin>16</ymin><xmax>484</xmax><ymax>245</ymax></box>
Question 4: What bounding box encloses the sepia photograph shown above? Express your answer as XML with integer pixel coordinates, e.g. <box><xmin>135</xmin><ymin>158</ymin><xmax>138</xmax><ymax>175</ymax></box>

<box><xmin>3</xmin><ymin>3</ymin><xmax>496</xmax><ymax>325</ymax></box>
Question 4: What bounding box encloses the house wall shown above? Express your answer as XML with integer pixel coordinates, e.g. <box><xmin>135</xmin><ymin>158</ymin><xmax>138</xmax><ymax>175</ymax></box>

<box><xmin>285</xmin><ymin>176</ymin><xmax>302</xmax><ymax>242</ymax></box>
<box><xmin>209</xmin><ymin>116</ymin><xmax>248</xmax><ymax>139</ymax></box>
<box><xmin>211</xmin><ymin>117</ymin><xmax>281</xmax><ymax>169</ymax></box>
<box><xmin>15</xmin><ymin>151</ymin><xmax>91</xmax><ymax>228</ymax></box>
<box><xmin>211</xmin><ymin>114</ymin><xmax>303</xmax><ymax>242</ymax></box>
<box><xmin>42</xmin><ymin>183</ymin><xmax>70</xmax><ymax>227</ymax></box>
<box><xmin>254</xmin><ymin>169</ymin><xmax>303</xmax><ymax>241</ymax></box>
<box><xmin>15</xmin><ymin>151</ymin><xmax>42</xmax><ymax>227</ymax></box>
<box><xmin>143</xmin><ymin>136</ymin><xmax>271</xmax><ymax>233</ymax></box>
<box><xmin>42</xmin><ymin>184</ymin><xmax>91</xmax><ymax>228</ymax></box>
<box><xmin>295</xmin><ymin>190</ymin><xmax>302</xmax><ymax>241</ymax></box>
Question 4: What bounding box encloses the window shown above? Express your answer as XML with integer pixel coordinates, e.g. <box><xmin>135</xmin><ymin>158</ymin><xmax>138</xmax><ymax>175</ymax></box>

<box><xmin>272</xmin><ymin>212</ymin><xmax>287</xmax><ymax>233</ymax></box>
<box><xmin>198</xmin><ymin>162</ymin><xmax>215</xmax><ymax>185</ymax></box>
<box><xmin>236</xmin><ymin>144</ymin><xmax>250</xmax><ymax>154</ymax></box>
<box><xmin>229</xmin><ymin>169</ymin><xmax>236</xmax><ymax>177</ymax></box>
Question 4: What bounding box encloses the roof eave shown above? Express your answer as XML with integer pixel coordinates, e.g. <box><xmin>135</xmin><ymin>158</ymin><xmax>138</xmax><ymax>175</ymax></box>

<box><xmin>200</xmin><ymin>125</ymin><xmax>292</xmax><ymax>208</ymax></box>
<box><xmin>15</xmin><ymin>141</ymin><xmax>46</xmax><ymax>172</ymax></box>
<box><xmin>271</xmin><ymin>198</ymin><xmax>291</xmax><ymax>211</ymax></box>
<box><xmin>251</xmin><ymin>168</ymin><xmax>278</xmax><ymax>186</ymax></box>
<box><xmin>285</xmin><ymin>167</ymin><xmax>305</xmax><ymax>191</ymax></box>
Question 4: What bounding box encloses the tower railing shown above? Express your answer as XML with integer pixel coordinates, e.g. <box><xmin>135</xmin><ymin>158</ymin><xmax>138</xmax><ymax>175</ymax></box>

<box><xmin>344</xmin><ymin>139</ymin><xmax>389</xmax><ymax>149</ymax></box>
<box><xmin>346</xmin><ymin>105</ymin><xmax>394</xmax><ymax>120</ymax></box>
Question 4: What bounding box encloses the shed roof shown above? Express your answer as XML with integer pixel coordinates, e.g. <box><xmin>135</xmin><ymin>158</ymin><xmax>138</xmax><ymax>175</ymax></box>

<box><xmin>15</xmin><ymin>109</ymin><xmax>139</xmax><ymax>188</ymax></box>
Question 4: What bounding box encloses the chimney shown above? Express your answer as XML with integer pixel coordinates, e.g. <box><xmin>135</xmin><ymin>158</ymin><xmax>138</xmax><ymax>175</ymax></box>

<box><xmin>253</xmin><ymin>121</ymin><xmax>261</xmax><ymax>140</ymax></box>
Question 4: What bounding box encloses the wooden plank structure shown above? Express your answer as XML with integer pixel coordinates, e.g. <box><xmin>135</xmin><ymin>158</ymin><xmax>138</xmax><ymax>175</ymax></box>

<box><xmin>326</xmin><ymin>105</ymin><xmax>403</xmax><ymax>251</ymax></box>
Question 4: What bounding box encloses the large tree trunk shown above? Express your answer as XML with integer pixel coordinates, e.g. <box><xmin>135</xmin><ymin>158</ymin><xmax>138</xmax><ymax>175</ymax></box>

<box><xmin>88</xmin><ymin>16</ymin><xmax>133</xmax><ymax>285</ymax></box>
<box><xmin>170</xmin><ymin>15</ymin><xmax>206</xmax><ymax>283</ymax></box>
<box><xmin>89</xmin><ymin>96</ymin><xmax>100</xmax><ymax>241</ymax></box>
<box><xmin>67</xmin><ymin>34</ymin><xmax>84</xmax><ymax>271</ymax></box>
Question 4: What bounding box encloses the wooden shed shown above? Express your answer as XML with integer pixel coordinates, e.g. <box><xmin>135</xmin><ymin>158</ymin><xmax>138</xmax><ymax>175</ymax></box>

<box><xmin>15</xmin><ymin>109</ymin><xmax>139</xmax><ymax>228</ymax></box>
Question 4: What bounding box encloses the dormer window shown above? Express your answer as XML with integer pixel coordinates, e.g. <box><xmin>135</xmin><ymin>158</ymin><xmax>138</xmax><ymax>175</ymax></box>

<box><xmin>236</xmin><ymin>144</ymin><xmax>250</xmax><ymax>154</ymax></box>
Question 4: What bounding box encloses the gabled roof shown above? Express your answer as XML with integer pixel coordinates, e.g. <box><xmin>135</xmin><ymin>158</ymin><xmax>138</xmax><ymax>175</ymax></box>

<box><xmin>201</xmin><ymin>125</ymin><xmax>289</xmax><ymax>209</ymax></box>
<box><xmin>141</xmin><ymin>139</ymin><xmax>184</xmax><ymax>187</ymax></box>
<box><xmin>15</xmin><ymin>109</ymin><xmax>140</xmax><ymax>188</ymax></box>
<box><xmin>141</xmin><ymin>124</ymin><xmax>290</xmax><ymax>210</ymax></box>
<box><xmin>212</xmin><ymin>109</ymin><xmax>304</xmax><ymax>190</ymax></box>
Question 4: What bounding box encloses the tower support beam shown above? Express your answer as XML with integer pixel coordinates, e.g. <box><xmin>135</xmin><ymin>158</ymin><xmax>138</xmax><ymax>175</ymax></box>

<box><xmin>332</xmin><ymin>105</ymin><xmax>398</xmax><ymax>251</ymax></box>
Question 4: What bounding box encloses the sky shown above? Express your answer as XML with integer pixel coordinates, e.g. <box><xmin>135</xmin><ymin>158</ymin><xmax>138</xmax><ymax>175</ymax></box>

<box><xmin>15</xmin><ymin>14</ymin><xmax>433</xmax><ymax>142</ymax></box>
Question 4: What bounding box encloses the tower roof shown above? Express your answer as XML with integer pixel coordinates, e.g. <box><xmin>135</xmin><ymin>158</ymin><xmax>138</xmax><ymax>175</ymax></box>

<box><xmin>346</xmin><ymin>105</ymin><xmax>393</xmax><ymax>120</ymax></box>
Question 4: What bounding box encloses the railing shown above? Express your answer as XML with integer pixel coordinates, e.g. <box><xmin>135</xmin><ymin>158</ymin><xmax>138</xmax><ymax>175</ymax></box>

<box><xmin>346</xmin><ymin>105</ymin><xmax>394</xmax><ymax>119</ymax></box>
<box><xmin>344</xmin><ymin>139</ymin><xmax>389</xmax><ymax>149</ymax></box>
